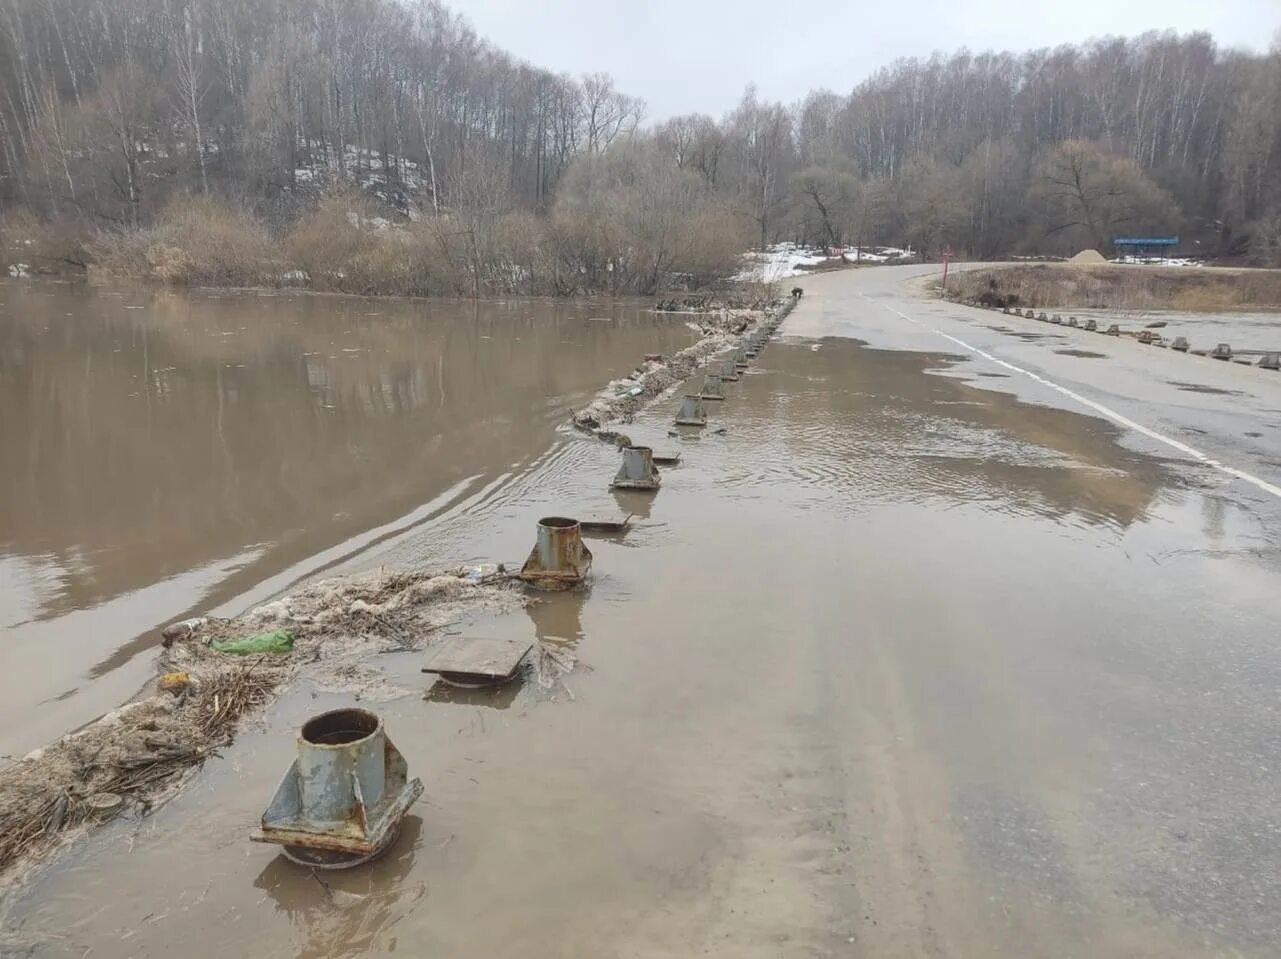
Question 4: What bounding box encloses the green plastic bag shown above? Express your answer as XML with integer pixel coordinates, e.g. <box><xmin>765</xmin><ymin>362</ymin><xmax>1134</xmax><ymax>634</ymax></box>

<box><xmin>210</xmin><ymin>629</ymin><xmax>294</xmax><ymax>655</ymax></box>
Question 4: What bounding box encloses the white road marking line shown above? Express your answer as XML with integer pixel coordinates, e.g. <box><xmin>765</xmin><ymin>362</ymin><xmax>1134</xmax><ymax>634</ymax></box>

<box><xmin>868</xmin><ymin>295</ymin><xmax>1281</xmax><ymax>502</ymax></box>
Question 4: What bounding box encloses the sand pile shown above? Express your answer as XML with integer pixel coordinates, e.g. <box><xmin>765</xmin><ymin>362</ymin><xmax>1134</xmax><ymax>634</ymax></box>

<box><xmin>1068</xmin><ymin>249</ymin><xmax>1108</xmax><ymax>265</ymax></box>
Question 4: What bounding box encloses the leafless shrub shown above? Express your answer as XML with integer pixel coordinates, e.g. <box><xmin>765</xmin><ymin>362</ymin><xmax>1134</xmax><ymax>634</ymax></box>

<box><xmin>0</xmin><ymin>212</ymin><xmax>91</xmax><ymax>274</ymax></box>
<box><xmin>88</xmin><ymin>194</ymin><xmax>279</xmax><ymax>286</ymax></box>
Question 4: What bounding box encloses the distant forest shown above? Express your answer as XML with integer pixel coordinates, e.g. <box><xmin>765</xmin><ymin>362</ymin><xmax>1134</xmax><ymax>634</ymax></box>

<box><xmin>1</xmin><ymin>0</ymin><xmax>1279</xmax><ymax>294</ymax></box>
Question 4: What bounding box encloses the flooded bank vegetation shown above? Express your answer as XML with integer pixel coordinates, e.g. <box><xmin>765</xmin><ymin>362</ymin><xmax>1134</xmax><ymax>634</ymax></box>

<box><xmin>2</xmin><ymin>2</ymin><xmax>1281</xmax><ymax>291</ymax></box>
<box><xmin>0</xmin><ymin>567</ymin><xmax>523</xmax><ymax>882</ymax></box>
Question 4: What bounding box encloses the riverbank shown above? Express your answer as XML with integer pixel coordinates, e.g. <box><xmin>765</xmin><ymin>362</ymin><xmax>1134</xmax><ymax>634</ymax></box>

<box><xmin>4</xmin><ymin>190</ymin><xmax>749</xmax><ymax>298</ymax></box>
<box><xmin>943</xmin><ymin>263</ymin><xmax>1281</xmax><ymax>313</ymax></box>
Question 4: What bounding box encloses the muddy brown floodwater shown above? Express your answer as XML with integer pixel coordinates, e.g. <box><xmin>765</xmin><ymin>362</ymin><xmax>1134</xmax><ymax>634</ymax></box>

<box><xmin>0</xmin><ymin>281</ymin><xmax>697</xmax><ymax>759</ymax></box>
<box><xmin>6</xmin><ymin>266</ymin><xmax>1281</xmax><ymax>958</ymax></box>
<box><xmin>6</xmin><ymin>265</ymin><xmax>1281</xmax><ymax>957</ymax></box>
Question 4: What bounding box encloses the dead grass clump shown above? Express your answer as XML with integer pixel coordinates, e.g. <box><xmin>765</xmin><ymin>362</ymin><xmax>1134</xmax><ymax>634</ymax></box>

<box><xmin>0</xmin><ymin>661</ymin><xmax>282</xmax><ymax>880</ymax></box>
<box><xmin>946</xmin><ymin>264</ymin><xmax>1281</xmax><ymax>312</ymax></box>
<box><xmin>283</xmin><ymin>192</ymin><xmax>472</xmax><ymax>296</ymax></box>
<box><xmin>283</xmin><ymin>192</ymin><xmax>381</xmax><ymax>290</ymax></box>
<box><xmin>89</xmin><ymin>194</ymin><xmax>280</xmax><ymax>286</ymax></box>
<box><xmin>0</xmin><ymin>566</ymin><xmax>522</xmax><ymax>884</ymax></box>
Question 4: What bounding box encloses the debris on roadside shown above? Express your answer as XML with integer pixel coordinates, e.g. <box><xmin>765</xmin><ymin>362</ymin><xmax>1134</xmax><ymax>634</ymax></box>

<box><xmin>0</xmin><ymin>566</ymin><xmax>523</xmax><ymax>884</ymax></box>
<box><xmin>571</xmin><ymin>300</ymin><xmax>793</xmax><ymax>438</ymax></box>
<box><xmin>531</xmin><ymin>640</ymin><xmax>578</xmax><ymax>691</ymax></box>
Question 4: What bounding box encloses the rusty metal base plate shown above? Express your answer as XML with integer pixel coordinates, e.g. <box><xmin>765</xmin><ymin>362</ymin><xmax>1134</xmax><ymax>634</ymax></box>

<box><xmin>519</xmin><ymin>543</ymin><xmax>593</xmax><ymax>591</ymax></box>
<box><xmin>282</xmin><ymin>822</ymin><xmax>402</xmax><ymax>870</ymax></box>
<box><xmin>609</xmin><ymin>477</ymin><xmax>660</xmax><ymax>491</ymax></box>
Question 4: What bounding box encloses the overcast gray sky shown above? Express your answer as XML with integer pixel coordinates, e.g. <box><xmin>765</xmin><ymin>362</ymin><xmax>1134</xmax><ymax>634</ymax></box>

<box><xmin>450</xmin><ymin>0</ymin><xmax>1281</xmax><ymax>120</ymax></box>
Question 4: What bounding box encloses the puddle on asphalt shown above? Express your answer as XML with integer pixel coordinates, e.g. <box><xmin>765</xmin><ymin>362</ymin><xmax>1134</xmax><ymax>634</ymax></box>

<box><xmin>713</xmin><ymin>338</ymin><xmax>1171</xmax><ymax>528</ymax></box>
<box><xmin>1167</xmin><ymin>381</ymin><xmax>1245</xmax><ymax>396</ymax></box>
<box><xmin>1055</xmin><ymin>349</ymin><xmax>1109</xmax><ymax>359</ymax></box>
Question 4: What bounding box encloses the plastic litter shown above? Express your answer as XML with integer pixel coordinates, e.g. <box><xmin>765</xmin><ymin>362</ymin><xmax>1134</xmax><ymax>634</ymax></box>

<box><xmin>463</xmin><ymin>563</ymin><xmax>500</xmax><ymax>584</ymax></box>
<box><xmin>211</xmin><ymin>629</ymin><xmax>295</xmax><ymax>655</ymax></box>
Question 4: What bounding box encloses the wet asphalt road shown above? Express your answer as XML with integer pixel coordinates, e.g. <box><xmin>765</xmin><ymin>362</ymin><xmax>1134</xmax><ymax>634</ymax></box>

<box><xmin>5</xmin><ymin>264</ymin><xmax>1281</xmax><ymax>957</ymax></box>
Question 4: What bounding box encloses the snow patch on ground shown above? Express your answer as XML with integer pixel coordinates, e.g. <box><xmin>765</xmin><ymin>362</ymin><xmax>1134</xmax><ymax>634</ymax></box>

<box><xmin>1112</xmin><ymin>256</ymin><xmax>1203</xmax><ymax>267</ymax></box>
<box><xmin>735</xmin><ymin>243</ymin><xmax>916</xmax><ymax>281</ymax></box>
<box><xmin>735</xmin><ymin>243</ymin><xmax>828</xmax><ymax>282</ymax></box>
<box><xmin>842</xmin><ymin>246</ymin><xmax>914</xmax><ymax>264</ymax></box>
<box><xmin>291</xmin><ymin>145</ymin><xmax>428</xmax><ymax>219</ymax></box>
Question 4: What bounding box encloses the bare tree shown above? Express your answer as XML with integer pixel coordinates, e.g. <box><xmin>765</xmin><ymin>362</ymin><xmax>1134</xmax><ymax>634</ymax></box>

<box><xmin>580</xmin><ymin>73</ymin><xmax>643</xmax><ymax>156</ymax></box>
<box><xmin>1034</xmin><ymin>139</ymin><xmax>1179</xmax><ymax>251</ymax></box>
<box><xmin>165</xmin><ymin>0</ymin><xmax>209</xmax><ymax>194</ymax></box>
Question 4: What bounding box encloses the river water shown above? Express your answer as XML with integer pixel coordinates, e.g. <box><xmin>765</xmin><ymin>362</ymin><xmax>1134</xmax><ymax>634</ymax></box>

<box><xmin>0</xmin><ymin>281</ymin><xmax>697</xmax><ymax>759</ymax></box>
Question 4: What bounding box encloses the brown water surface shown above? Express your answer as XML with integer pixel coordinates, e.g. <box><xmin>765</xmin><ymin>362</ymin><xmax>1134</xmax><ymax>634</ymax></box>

<box><xmin>0</xmin><ymin>281</ymin><xmax>695</xmax><ymax>757</ymax></box>
<box><xmin>7</xmin><ymin>333</ymin><xmax>1281</xmax><ymax>957</ymax></box>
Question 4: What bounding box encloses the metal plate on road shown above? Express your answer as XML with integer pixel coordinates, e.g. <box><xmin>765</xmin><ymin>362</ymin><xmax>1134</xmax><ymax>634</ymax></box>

<box><xmin>422</xmin><ymin>636</ymin><xmax>533</xmax><ymax>679</ymax></box>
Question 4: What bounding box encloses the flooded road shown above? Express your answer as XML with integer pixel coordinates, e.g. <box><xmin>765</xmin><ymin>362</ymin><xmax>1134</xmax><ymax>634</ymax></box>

<box><xmin>0</xmin><ymin>283</ymin><xmax>697</xmax><ymax>758</ymax></box>
<box><xmin>5</xmin><ymin>266</ymin><xmax>1281</xmax><ymax>957</ymax></box>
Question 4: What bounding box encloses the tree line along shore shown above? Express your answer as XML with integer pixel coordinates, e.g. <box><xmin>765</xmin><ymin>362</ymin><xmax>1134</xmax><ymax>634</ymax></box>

<box><xmin>2</xmin><ymin>1</ymin><xmax>1281</xmax><ymax>296</ymax></box>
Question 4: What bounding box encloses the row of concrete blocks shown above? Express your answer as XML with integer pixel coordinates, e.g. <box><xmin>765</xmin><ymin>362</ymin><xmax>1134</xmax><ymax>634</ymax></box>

<box><xmin>992</xmin><ymin>305</ymin><xmax>1281</xmax><ymax>370</ymax></box>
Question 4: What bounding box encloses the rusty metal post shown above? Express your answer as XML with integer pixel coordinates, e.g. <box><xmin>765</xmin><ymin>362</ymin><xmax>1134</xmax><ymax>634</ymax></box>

<box><xmin>611</xmin><ymin>446</ymin><xmax>660</xmax><ymax>490</ymax></box>
<box><xmin>520</xmin><ymin>517</ymin><xmax>592</xmax><ymax>590</ymax></box>
<box><xmin>251</xmin><ymin>707</ymin><xmax>422</xmax><ymax>868</ymax></box>
<box><xmin>675</xmin><ymin>394</ymin><xmax>707</xmax><ymax>426</ymax></box>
